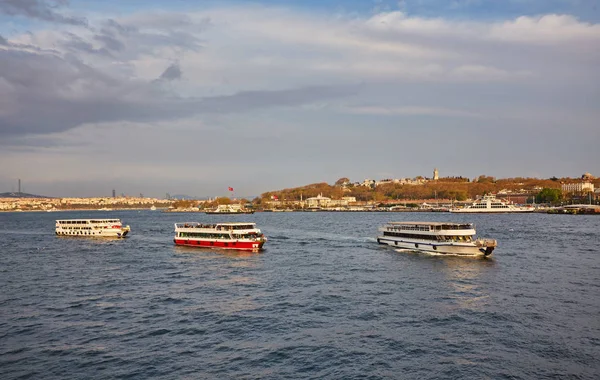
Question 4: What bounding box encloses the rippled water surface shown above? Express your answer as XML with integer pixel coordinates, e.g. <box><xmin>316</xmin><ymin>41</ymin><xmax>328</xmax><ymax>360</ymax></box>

<box><xmin>1</xmin><ymin>211</ymin><xmax>599</xmax><ymax>379</ymax></box>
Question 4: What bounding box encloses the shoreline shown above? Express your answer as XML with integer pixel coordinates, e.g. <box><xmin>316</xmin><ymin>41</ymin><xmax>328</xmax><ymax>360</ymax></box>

<box><xmin>4</xmin><ymin>208</ymin><xmax>597</xmax><ymax>215</ymax></box>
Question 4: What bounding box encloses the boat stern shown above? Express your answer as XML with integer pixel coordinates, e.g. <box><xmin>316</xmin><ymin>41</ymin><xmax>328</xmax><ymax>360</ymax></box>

<box><xmin>476</xmin><ymin>238</ymin><xmax>497</xmax><ymax>256</ymax></box>
<box><xmin>120</xmin><ymin>225</ymin><xmax>131</xmax><ymax>237</ymax></box>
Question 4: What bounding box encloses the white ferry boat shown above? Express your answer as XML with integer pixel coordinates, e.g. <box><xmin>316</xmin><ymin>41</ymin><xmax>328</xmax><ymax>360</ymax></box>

<box><xmin>450</xmin><ymin>194</ymin><xmax>534</xmax><ymax>213</ymax></box>
<box><xmin>377</xmin><ymin>222</ymin><xmax>497</xmax><ymax>257</ymax></box>
<box><xmin>55</xmin><ymin>219</ymin><xmax>131</xmax><ymax>238</ymax></box>
<box><xmin>174</xmin><ymin>222</ymin><xmax>266</xmax><ymax>251</ymax></box>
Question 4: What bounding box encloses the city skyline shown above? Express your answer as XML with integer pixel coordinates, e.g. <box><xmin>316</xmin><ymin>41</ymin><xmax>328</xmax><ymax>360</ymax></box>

<box><xmin>2</xmin><ymin>170</ymin><xmax>596</xmax><ymax>200</ymax></box>
<box><xmin>1</xmin><ymin>0</ymin><xmax>599</xmax><ymax>198</ymax></box>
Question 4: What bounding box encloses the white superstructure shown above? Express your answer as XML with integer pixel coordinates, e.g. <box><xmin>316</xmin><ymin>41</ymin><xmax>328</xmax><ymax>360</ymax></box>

<box><xmin>450</xmin><ymin>194</ymin><xmax>534</xmax><ymax>213</ymax></box>
<box><xmin>377</xmin><ymin>221</ymin><xmax>497</xmax><ymax>257</ymax></box>
<box><xmin>55</xmin><ymin>219</ymin><xmax>130</xmax><ymax>238</ymax></box>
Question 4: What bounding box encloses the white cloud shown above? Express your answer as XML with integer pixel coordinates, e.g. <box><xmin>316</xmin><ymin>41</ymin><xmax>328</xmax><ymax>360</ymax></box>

<box><xmin>489</xmin><ymin>14</ymin><xmax>600</xmax><ymax>43</ymax></box>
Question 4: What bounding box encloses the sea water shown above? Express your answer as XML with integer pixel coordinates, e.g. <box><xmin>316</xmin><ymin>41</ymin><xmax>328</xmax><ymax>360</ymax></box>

<box><xmin>1</xmin><ymin>211</ymin><xmax>599</xmax><ymax>379</ymax></box>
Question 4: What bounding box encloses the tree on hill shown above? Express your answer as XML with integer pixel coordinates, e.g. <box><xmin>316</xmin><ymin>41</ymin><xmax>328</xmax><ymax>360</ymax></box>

<box><xmin>254</xmin><ymin>176</ymin><xmax>586</xmax><ymax>205</ymax></box>
<box><xmin>438</xmin><ymin>176</ymin><xmax>469</xmax><ymax>183</ymax></box>
<box><xmin>335</xmin><ymin>177</ymin><xmax>351</xmax><ymax>186</ymax></box>
<box><xmin>536</xmin><ymin>188</ymin><xmax>562</xmax><ymax>204</ymax></box>
<box><xmin>477</xmin><ymin>175</ymin><xmax>495</xmax><ymax>183</ymax></box>
<box><xmin>215</xmin><ymin>197</ymin><xmax>232</xmax><ymax>205</ymax></box>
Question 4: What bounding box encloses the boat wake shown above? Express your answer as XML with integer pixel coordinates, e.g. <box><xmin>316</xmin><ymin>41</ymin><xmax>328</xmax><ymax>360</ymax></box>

<box><xmin>394</xmin><ymin>248</ymin><xmax>420</xmax><ymax>254</ymax></box>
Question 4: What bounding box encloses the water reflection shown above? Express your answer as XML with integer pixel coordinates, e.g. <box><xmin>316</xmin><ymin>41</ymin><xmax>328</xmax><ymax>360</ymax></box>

<box><xmin>173</xmin><ymin>245</ymin><xmax>263</xmax><ymax>259</ymax></box>
<box><xmin>172</xmin><ymin>246</ymin><xmax>265</xmax><ymax>315</ymax></box>
<box><xmin>434</xmin><ymin>256</ymin><xmax>496</xmax><ymax>313</ymax></box>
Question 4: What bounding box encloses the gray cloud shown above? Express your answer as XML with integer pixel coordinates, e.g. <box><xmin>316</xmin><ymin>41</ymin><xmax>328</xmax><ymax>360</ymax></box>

<box><xmin>93</xmin><ymin>33</ymin><xmax>125</xmax><ymax>52</ymax></box>
<box><xmin>0</xmin><ymin>48</ymin><xmax>360</xmax><ymax>140</ymax></box>
<box><xmin>56</xmin><ymin>18</ymin><xmax>205</xmax><ymax>61</ymax></box>
<box><xmin>62</xmin><ymin>31</ymin><xmax>113</xmax><ymax>57</ymax></box>
<box><xmin>0</xmin><ymin>0</ymin><xmax>87</xmax><ymax>26</ymax></box>
<box><xmin>0</xmin><ymin>34</ymin><xmax>7</xmax><ymax>45</ymax></box>
<box><xmin>158</xmin><ymin>62</ymin><xmax>182</xmax><ymax>81</ymax></box>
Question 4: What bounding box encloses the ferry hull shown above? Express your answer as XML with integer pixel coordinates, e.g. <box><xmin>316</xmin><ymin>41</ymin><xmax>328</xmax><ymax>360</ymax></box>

<box><xmin>377</xmin><ymin>237</ymin><xmax>493</xmax><ymax>257</ymax></box>
<box><xmin>204</xmin><ymin>211</ymin><xmax>255</xmax><ymax>215</ymax></box>
<box><xmin>55</xmin><ymin>228</ymin><xmax>130</xmax><ymax>238</ymax></box>
<box><xmin>174</xmin><ymin>239</ymin><xmax>265</xmax><ymax>251</ymax></box>
<box><xmin>449</xmin><ymin>209</ymin><xmax>534</xmax><ymax>213</ymax></box>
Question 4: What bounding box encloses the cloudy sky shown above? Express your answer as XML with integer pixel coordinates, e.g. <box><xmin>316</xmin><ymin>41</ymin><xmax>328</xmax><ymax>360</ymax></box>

<box><xmin>0</xmin><ymin>0</ymin><xmax>598</xmax><ymax>198</ymax></box>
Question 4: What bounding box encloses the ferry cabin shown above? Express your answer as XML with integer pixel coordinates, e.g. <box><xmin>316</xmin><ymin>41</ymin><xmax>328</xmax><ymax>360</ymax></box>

<box><xmin>380</xmin><ymin>222</ymin><xmax>476</xmax><ymax>243</ymax></box>
<box><xmin>177</xmin><ymin>225</ymin><xmax>262</xmax><ymax>239</ymax></box>
<box><xmin>469</xmin><ymin>202</ymin><xmax>511</xmax><ymax>210</ymax></box>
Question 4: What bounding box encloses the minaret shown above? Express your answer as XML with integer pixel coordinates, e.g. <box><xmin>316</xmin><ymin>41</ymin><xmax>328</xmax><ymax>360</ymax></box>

<box><xmin>18</xmin><ymin>179</ymin><xmax>21</xmax><ymax>194</ymax></box>
<box><xmin>433</xmin><ymin>168</ymin><xmax>439</xmax><ymax>181</ymax></box>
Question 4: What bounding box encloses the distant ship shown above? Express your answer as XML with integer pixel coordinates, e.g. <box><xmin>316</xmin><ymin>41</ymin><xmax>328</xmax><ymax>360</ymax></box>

<box><xmin>205</xmin><ymin>204</ymin><xmax>254</xmax><ymax>214</ymax></box>
<box><xmin>450</xmin><ymin>194</ymin><xmax>535</xmax><ymax>213</ymax></box>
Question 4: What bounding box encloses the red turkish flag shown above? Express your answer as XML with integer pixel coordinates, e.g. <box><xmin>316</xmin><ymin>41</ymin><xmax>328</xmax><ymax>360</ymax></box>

<box><xmin>228</xmin><ymin>187</ymin><xmax>234</xmax><ymax>191</ymax></box>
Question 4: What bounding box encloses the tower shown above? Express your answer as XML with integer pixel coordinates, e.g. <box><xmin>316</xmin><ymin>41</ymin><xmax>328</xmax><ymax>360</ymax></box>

<box><xmin>18</xmin><ymin>179</ymin><xmax>21</xmax><ymax>194</ymax></box>
<box><xmin>433</xmin><ymin>168</ymin><xmax>439</xmax><ymax>181</ymax></box>
<box><xmin>112</xmin><ymin>189</ymin><xmax>116</xmax><ymax>198</ymax></box>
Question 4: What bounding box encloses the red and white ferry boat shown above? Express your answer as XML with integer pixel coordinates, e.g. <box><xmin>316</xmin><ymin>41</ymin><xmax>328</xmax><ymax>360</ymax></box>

<box><xmin>174</xmin><ymin>222</ymin><xmax>267</xmax><ymax>251</ymax></box>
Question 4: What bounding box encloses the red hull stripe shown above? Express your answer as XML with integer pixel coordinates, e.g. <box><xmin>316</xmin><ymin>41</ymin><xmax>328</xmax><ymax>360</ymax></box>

<box><xmin>174</xmin><ymin>239</ymin><xmax>264</xmax><ymax>250</ymax></box>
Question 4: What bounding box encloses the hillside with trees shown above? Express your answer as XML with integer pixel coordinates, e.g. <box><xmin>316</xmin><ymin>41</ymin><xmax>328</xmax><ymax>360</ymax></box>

<box><xmin>255</xmin><ymin>175</ymin><xmax>599</xmax><ymax>205</ymax></box>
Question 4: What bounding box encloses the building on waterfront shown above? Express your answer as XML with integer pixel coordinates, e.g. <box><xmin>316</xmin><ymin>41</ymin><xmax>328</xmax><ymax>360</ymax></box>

<box><xmin>306</xmin><ymin>194</ymin><xmax>332</xmax><ymax>208</ymax></box>
<box><xmin>561</xmin><ymin>182</ymin><xmax>594</xmax><ymax>194</ymax></box>
<box><xmin>304</xmin><ymin>194</ymin><xmax>356</xmax><ymax>209</ymax></box>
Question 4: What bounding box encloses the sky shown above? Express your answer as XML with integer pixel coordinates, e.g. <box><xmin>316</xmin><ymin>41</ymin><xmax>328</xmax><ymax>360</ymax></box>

<box><xmin>0</xmin><ymin>0</ymin><xmax>599</xmax><ymax>198</ymax></box>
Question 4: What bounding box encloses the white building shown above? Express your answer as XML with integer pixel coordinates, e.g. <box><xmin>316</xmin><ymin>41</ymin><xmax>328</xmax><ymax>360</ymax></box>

<box><xmin>306</xmin><ymin>194</ymin><xmax>332</xmax><ymax>208</ymax></box>
<box><xmin>305</xmin><ymin>194</ymin><xmax>354</xmax><ymax>208</ymax></box>
<box><xmin>361</xmin><ymin>179</ymin><xmax>376</xmax><ymax>188</ymax></box>
<box><xmin>561</xmin><ymin>182</ymin><xmax>594</xmax><ymax>193</ymax></box>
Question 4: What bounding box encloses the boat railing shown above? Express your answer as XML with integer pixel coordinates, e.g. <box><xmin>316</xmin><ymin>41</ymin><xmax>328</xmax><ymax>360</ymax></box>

<box><xmin>176</xmin><ymin>222</ymin><xmax>218</xmax><ymax>229</ymax></box>
<box><xmin>175</xmin><ymin>223</ymin><xmax>258</xmax><ymax>231</ymax></box>
<box><xmin>387</xmin><ymin>223</ymin><xmax>473</xmax><ymax>232</ymax></box>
